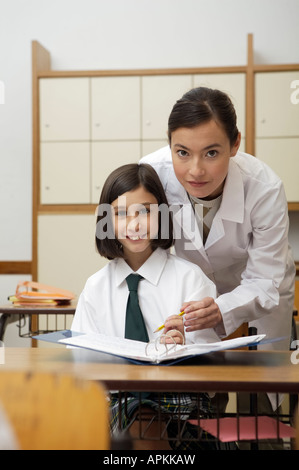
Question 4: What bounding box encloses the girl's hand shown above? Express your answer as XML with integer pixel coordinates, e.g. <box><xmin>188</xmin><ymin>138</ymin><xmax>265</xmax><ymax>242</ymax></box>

<box><xmin>162</xmin><ymin>314</ymin><xmax>185</xmax><ymax>344</ymax></box>
<box><xmin>182</xmin><ymin>298</ymin><xmax>223</xmax><ymax>331</ymax></box>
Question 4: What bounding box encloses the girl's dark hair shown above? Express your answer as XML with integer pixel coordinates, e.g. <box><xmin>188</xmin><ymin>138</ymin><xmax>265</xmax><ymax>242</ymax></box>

<box><xmin>168</xmin><ymin>87</ymin><xmax>239</xmax><ymax>146</ymax></box>
<box><xmin>95</xmin><ymin>163</ymin><xmax>173</xmax><ymax>259</ymax></box>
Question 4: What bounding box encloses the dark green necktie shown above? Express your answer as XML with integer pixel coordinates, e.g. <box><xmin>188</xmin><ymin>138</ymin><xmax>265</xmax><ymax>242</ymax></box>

<box><xmin>125</xmin><ymin>274</ymin><xmax>149</xmax><ymax>343</ymax></box>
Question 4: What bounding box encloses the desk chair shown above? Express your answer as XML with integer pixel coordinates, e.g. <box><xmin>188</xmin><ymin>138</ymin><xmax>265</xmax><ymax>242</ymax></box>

<box><xmin>0</xmin><ymin>371</ymin><xmax>110</xmax><ymax>450</ymax></box>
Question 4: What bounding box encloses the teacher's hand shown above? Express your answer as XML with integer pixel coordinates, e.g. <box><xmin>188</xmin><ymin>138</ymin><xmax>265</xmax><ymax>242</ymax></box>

<box><xmin>162</xmin><ymin>315</ymin><xmax>185</xmax><ymax>344</ymax></box>
<box><xmin>182</xmin><ymin>298</ymin><xmax>223</xmax><ymax>331</ymax></box>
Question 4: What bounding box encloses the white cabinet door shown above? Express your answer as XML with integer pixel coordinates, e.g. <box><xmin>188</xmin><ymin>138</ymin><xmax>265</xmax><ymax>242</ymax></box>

<box><xmin>255</xmin><ymin>137</ymin><xmax>299</xmax><ymax>201</ymax></box>
<box><xmin>39</xmin><ymin>78</ymin><xmax>90</xmax><ymax>141</ymax></box>
<box><xmin>193</xmin><ymin>73</ymin><xmax>246</xmax><ymax>136</ymax></box>
<box><xmin>142</xmin><ymin>75</ymin><xmax>192</xmax><ymax>139</ymax></box>
<box><xmin>142</xmin><ymin>140</ymin><xmax>169</xmax><ymax>156</ymax></box>
<box><xmin>91</xmin><ymin>141</ymin><xmax>141</xmax><ymax>203</ymax></box>
<box><xmin>40</xmin><ymin>142</ymin><xmax>90</xmax><ymax>204</ymax></box>
<box><xmin>256</xmin><ymin>71</ymin><xmax>299</xmax><ymax>137</ymax></box>
<box><xmin>91</xmin><ymin>76</ymin><xmax>141</xmax><ymax>140</ymax></box>
<box><xmin>38</xmin><ymin>214</ymin><xmax>106</xmax><ymax>296</ymax></box>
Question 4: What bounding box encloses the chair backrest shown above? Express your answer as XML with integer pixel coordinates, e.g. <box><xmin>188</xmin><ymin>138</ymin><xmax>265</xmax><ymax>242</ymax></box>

<box><xmin>0</xmin><ymin>371</ymin><xmax>110</xmax><ymax>450</ymax></box>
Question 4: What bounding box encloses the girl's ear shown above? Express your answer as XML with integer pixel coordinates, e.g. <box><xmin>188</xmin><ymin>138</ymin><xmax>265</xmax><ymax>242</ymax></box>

<box><xmin>231</xmin><ymin>132</ymin><xmax>241</xmax><ymax>157</ymax></box>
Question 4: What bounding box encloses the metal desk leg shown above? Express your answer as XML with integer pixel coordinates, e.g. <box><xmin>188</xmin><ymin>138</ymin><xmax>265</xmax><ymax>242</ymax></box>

<box><xmin>0</xmin><ymin>314</ymin><xmax>10</xmax><ymax>342</ymax></box>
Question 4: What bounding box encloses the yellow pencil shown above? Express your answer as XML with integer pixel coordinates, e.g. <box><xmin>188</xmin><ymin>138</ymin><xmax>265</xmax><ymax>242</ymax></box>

<box><xmin>154</xmin><ymin>310</ymin><xmax>186</xmax><ymax>333</ymax></box>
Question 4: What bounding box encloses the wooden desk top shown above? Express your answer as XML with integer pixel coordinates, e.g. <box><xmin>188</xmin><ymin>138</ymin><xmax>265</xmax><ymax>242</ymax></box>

<box><xmin>1</xmin><ymin>347</ymin><xmax>299</xmax><ymax>394</ymax></box>
<box><xmin>0</xmin><ymin>303</ymin><xmax>76</xmax><ymax>315</ymax></box>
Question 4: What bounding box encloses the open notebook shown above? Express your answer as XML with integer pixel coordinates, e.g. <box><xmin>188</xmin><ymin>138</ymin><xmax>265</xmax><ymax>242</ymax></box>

<box><xmin>34</xmin><ymin>330</ymin><xmax>266</xmax><ymax>365</ymax></box>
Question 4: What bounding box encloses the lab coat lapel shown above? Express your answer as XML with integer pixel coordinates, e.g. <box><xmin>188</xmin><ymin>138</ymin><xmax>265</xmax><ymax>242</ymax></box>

<box><xmin>205</xmin><ymin>158</ymin><xmax>244</xmax><ymax>250</ymax></box>
<box><xmin>173</xmin><ymin>203</ymin><xmax>209</xmax><ymax>262</ymax></box>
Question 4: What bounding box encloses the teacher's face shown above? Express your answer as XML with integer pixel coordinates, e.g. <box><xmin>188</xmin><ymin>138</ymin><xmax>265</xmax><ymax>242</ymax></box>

<box><xmin>170</xmin><ymin>120</ymin><xmax>240</xmax><ymax>200</ymax></box>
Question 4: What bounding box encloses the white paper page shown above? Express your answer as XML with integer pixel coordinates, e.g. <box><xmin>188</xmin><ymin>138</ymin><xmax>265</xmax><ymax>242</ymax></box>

<box><xmin>59</xmin><ymin>332</ymin><xmax>166</xmax><ymax>362</ymax></box>
<box><xmin>183</xmin><ymin>334</ymin><xmax>266</xmax><ymax>353</ymax></box>
<box><xmin>59</xmin><ymin>332</ymin><xmax>265</xmax><ymax>363</ymax></box>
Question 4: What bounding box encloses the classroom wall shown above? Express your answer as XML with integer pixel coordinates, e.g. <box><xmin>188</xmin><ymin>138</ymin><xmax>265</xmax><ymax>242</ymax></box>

<box><xmin>1</xmin><ymin>0</ymin><xmax>299</xmax><ymax>344</ymax></box>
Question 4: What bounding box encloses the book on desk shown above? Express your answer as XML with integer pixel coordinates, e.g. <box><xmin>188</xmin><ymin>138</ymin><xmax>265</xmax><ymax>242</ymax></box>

<box><xmin>33</xmin><ymin>330</ymin><xmax>266</xmax><ymax>365</ymax></box>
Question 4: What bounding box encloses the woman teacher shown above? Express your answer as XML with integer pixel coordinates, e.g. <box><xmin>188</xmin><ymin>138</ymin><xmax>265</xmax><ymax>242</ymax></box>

<box><xmin>141</xmin><ymin>87</ymin><xmax>295</xmax><ymax>353</ymax></box>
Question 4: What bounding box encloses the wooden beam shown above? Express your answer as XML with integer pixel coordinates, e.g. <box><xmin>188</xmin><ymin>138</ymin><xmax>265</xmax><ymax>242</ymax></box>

<box><xmin>245</xmin><ymin>33</ymin><xmax>255</xmax><ymax>156</ymax></box>
<box><xmin>0</xmin><ymin>261</ymin><xmax>32</xmax><ymax>275</ymax></box>
<box><xmin>38</xmin><ymin>204</ymin><xmax>98</xmax><ymax>215</ymax></box>
<box><xmin>254</xmin><ymin>63</ymin><xmax>299</xmax><ymax>72</ymax></box>
<box><xmin>36</xmin><ymin>65</ymin><xmax>247</xmax><ymax>79</ymax></box>
<box><xmin>288</xmin><ymin>203</ymin><xmax>299</xmax><ymax>211</ymax></box>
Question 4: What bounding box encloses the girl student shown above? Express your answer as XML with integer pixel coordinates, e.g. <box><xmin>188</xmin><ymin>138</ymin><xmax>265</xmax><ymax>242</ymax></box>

<box><xmin>141</xmin><ymin>86</ymin><xmax>295</xmax><ymax>414</ymax></box>
<box><xmin>71</xmin><ymin>163</ymin><xmax>221</xmax><ymax>450</ymax></box>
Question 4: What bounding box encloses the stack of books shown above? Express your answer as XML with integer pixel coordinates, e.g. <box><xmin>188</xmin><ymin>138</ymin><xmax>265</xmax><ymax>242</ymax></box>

<box><xmin>8</xmin><ymin>281</ymin><xmax>75</xmax><ymax>307</ymax></box>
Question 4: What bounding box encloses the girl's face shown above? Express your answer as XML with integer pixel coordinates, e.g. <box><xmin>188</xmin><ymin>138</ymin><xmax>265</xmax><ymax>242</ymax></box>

<box><xmin>111</xmin><ymin>185</ymin><xmax>159</xmax><ymax>268</ymax></box>
<box><xmin>170</xmin><ymin>120</ymin><xmax>240</xmax><ymax>200</ymax></box>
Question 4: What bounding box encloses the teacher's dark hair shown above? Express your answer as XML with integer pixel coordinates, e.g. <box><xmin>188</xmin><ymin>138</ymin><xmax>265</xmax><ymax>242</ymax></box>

<box><xmin>95</xmin><ymin>163</ymin><xmax>173</xmax><ymax>259</ymax></box>
<box><xmin>168</xmin><ymin>87</ymin><xmax>239</xmax><ymax>146</ymax></box>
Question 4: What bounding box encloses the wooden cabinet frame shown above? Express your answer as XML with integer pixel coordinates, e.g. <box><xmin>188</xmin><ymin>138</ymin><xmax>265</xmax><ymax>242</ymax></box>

<box><xmin>32</xmin><ymin>34</ymin><xmax>299</xmax><ymax>281</ymax></box>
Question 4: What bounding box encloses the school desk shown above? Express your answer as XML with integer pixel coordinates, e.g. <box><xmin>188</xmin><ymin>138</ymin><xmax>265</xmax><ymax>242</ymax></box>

<box><xmin>0</xmin><ymin>303</ymin><xmax>76</xmax><ymax>342</ymax></box>
<box><xmin>1</xmin><ymin>347</ymin><xmax>298</xmax><ymax>394</ymax></box>
<box><xmin>1</xmin><ymin>347</ymin><xmax>298</xmax><ymax>448</ymax></box>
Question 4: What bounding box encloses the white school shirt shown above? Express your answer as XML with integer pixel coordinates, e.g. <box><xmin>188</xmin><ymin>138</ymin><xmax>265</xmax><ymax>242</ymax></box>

<box><xmin>140</xmin><ymin>147</ymin><xmax>296</xmax><ymax>351</ymax></box>
<box><xmin>71</xmin><ymin>248</ymin><xmax>220</xmax><ymax>344</ymax></box>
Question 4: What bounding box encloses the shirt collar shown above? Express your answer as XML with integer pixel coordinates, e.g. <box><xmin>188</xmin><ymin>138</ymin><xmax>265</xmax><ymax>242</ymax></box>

<box><xmin>114</xmin><ymin>248</ymin><xmax>167</xmax><ymax>287</ymax></box>
<box><xmin>189</xmin><ymin>193</ymin><xmax>223</xmax><ymax>210</ymax></box>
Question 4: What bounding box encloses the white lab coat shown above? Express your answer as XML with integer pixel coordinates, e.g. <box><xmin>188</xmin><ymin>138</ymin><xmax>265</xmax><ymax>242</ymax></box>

<box><xmin>141</xmin><ymin>147</ymin><xmax>296</xmax><ymax>351</ymax></box>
